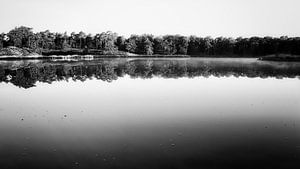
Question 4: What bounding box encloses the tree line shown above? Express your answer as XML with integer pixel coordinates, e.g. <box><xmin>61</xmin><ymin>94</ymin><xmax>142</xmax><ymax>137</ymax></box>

<box><xmin>1</xmin><ymin>26</ymin><xmax>300</xmax><ymax>56</ymax></box>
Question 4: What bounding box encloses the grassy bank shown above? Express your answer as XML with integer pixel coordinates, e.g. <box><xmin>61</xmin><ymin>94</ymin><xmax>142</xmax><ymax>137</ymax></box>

<box><xmin>0</xmin><ymin>47</ymin><xmax>192</xmax><ymax>59</ymax></box>
<box><xmin>0</xmin><ymin>47</ymin><xmax>39</xmax><ymax>56</ymax></box>
<box><xmin>0</xmin><ymin>47</ymin><xmax>138</xmax><ymax>59</ymax></box>
<box><xmin>41</xmin><ymin>48</ymin><xmax>135</xmax><ymax>56</ymax></box>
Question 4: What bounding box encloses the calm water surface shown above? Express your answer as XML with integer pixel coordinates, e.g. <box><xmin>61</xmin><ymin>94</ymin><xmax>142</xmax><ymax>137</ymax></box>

<box><xmin>0</xmin><ymin>58</ymin><xmax>299</xmax><ymax>169</ymax></box>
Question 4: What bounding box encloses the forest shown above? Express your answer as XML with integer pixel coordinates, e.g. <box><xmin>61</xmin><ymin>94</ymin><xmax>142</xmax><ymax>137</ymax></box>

<box><xmin>0</xmin><ymin>26</ymin><xmax>300</xmax><ymax>56</ymax></box>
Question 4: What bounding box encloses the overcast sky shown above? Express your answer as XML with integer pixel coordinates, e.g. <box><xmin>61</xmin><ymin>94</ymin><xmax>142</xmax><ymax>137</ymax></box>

<box><xmin>0</xmin><ymin>0</ymin><xmax>299</xmax><ymax>37</ymax></box>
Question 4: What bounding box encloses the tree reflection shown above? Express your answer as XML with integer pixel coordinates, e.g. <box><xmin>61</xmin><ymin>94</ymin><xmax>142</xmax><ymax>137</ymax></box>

<box><xmin>0</xmin><ymin>59</ymin><xmax>299</xmax><ymax>88</ymax></box>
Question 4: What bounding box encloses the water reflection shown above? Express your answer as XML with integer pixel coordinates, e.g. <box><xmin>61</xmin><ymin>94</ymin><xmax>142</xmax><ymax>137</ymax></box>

<box><xmin>0</xmin><ymin>58</ymin><xmax>299</xmax><ymax>88</ymax></box>
<box><xmin>0</xmin><ymin>58</ymin><xmax>299</xmax><ymax>169</ymax></box>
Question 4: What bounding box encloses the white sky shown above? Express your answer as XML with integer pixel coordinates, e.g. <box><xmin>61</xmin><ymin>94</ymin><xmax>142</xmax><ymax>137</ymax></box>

<box><xmin>0</xmin><ymin>0</ymin><xmax>300</xmax><ymax>37</ymax></box>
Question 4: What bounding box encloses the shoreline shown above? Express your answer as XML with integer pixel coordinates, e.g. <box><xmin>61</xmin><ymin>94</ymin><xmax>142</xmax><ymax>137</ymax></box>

<box><xmin>0</xmin><ymin>55</ymin><xmax>259</xmax><ymax>61</ymax></box>
<box><xmin>1</xmin><ymin>55</ymin><xmax>300</xmax><ymax>62</ymax></box>
<box><xmin>1</xmin><ymin>47</ymin><xmax>300</xmax><ymax>62</ymax></box>
<box><xmin>0</xmin><ymin>54</ymin><xmax>191</xmax><ymax>60</ymax></box>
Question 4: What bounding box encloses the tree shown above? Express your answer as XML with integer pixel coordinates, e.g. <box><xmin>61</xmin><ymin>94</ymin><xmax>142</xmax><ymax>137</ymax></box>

<box><xmin>37</xmin><ymin>30</ymin><xmax>55</xmax><ymax>50</ymax></box>
<box><xmin>85</xmin><ymin>34</ymin><xmax>94</xmax><ymax>49</ymax></box>
<box><xmin>153</xmin><ymin>37</ymin><xmax>165</xmax><ymax>54</ymax></box>
<box><xmin>94</xmin><ymin>34</ymin><xmax>101</xmax><ymax>49</ymax></box>
<box><xmin>78</xmin><ymin>31</ymin><xmax>86</xmax><ymax>49</ymax></box>
<box><xmin>187</xmin><ymin>36</ymin><xmax>200</xmax><ymax>55</ymax></box>
<box><xmin>162</xmin><ymin>35</ymin><xmax>177</xmax><ymax>55</ymax></box>
<box><xmin>7</xmin><ymin>26</ymin><xmax>34</xmax><ymax>48</ymax></box>
<box><xmin>216</xmin><ymin>37</ymin><xmax>235</xmax><ymax>55</ymax></box>
<box><xmin>175</xmin><ymin>35</ymin><xmax>189</xmax><ymax>55</ymax></box>
<box><xmin>54</xmin><ymin>33</ymin><xmax>69</xmax><ymax>50</ymax></box>
<box><xmin>98</xmin><ymin>31</ymin><xmax>117</xmax><ymax>51</ymax></box>
<box><xmin>28</xmin><ymin>33</ymin><xmax>40</xmax><ymax>50</ymax></box>
<box><xmin>115</xmin><ymin>36</ymin><xmax>126</xmax><ymax>51</ymax></box>
<box><xmin>203</xmin><ymin>37</ymin><xmax>213</xmax><ymax>54</ymax></box>
<box><xmin>69</xmin><ymin>32</ymin><xmax>77</xmax><ymax>48</ymax></box>
<box><xmin>0</xmin><ymin>33</ymin><xmax>4</xmax><ymax>49</ymax></box>
<box><xmin>125</xmin><ymin>35</ymin><xmax>138</xmax><ymax>53</ymax></box>
<box><xmin>141</xmin><ymin>36</ymin><xmax>153</xmax><ymax>55</ymax></box>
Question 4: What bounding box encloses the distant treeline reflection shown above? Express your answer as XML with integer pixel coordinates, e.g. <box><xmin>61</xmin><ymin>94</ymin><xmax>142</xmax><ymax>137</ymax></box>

<box><xmin>0</xmin><ymin>59</ymin><xmax>299</xmax><ymax>88</ymax></box>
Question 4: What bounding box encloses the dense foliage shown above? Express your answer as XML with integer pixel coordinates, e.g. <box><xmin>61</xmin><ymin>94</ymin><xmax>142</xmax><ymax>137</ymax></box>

<box><xmin>1</xmin><ymin>26</ymin><xmax>300</xmax><ymax>56</ymax></box>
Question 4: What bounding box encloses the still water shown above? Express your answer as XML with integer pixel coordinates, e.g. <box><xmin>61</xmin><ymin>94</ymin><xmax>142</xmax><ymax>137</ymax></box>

<box><xmin>0</xmin><ymin>58</ymin><xmax>299</xmax><ymax>169</ymax></box>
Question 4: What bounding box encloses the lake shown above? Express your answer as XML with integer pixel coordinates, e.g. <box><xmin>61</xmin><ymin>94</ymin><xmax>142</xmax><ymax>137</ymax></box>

<box><xmin>0</xmin><ymin>58</ymin><xmax>299</xmax><ymax>169</ymax></box>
